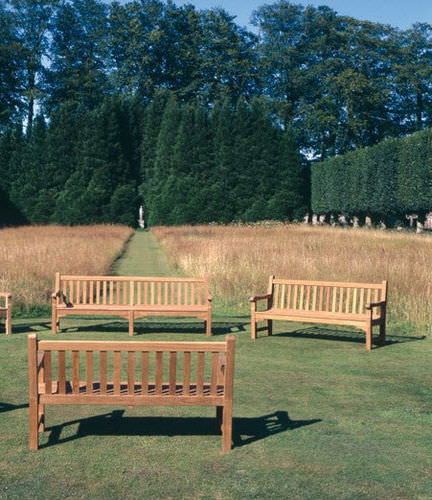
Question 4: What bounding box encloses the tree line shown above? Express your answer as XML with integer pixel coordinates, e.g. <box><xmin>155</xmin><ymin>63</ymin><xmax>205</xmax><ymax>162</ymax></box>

<box><xmin>311</xmin><ymin>127</ymin><xmax>432</xmax><ymax>221</ymax></box>
<box><xmin>1</xmin><ymin>0</ymin><xmax>432</xmax><ymax>226</ymax></box>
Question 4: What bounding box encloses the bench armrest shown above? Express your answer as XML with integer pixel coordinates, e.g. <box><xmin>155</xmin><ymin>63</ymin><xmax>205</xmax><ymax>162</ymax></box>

<box><xmin>249</xmin><ymin>294</ymin><xmax>272</xmax><ymax>303</ymax></box>
<box><xmin>366</xmin><ymin>301</ymin><xmax>386</xmax><ymax>310</ymax></box>
<box><xmin>0</xmin><ymin>292</ymin><xmax>12</xmax><ymax>299</ymax></box>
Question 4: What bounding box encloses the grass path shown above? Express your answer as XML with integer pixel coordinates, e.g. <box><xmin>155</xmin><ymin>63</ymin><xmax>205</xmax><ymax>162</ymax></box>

<box><xmin>112</xmin><ymin>230</ymin><xmax>174</xmax><ymax>276</ymax></box>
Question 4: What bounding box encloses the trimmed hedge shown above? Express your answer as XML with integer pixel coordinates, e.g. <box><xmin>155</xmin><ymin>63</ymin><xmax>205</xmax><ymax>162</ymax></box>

<box><xmin>311</xmin><ymin>128</ymin><xmax>432</xmax><ymax>216</ymax></box>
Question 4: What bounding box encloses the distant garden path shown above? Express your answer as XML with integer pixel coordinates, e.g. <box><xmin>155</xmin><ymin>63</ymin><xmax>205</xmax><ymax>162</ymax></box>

<box><xmin>113</xmin><ymin>230</ymin><xmax>173</xmax><ymax>276</ymax></box>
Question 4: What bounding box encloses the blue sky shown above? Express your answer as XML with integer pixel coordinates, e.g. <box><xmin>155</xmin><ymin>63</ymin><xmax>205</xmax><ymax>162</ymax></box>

<box><xmin>174</xmin><ymin>0</ymin><xmax>432</xmax><ymax>30</ymax></box>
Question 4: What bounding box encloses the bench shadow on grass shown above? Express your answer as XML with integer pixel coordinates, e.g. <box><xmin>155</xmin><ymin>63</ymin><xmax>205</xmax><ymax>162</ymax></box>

<box><xmin>41</xmin><ymin>410</ymin><xmax>321</xmax><ymax>450</ymax></box>
<box><xmin>0</xmin><ymin>402</ymin><xmax>28</xmax><ymax>413</ymax></box>
<box><xmin>268</xmin><ymin>326</ymin><xmax>425</xmax><ymax>347</ymax></box>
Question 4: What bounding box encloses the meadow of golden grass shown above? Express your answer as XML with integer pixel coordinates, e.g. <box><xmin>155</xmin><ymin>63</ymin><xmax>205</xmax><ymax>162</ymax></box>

<box><xmin>0</xmin><ymin>225</ymin><xmax>133</xmax><ymax>312</ymax></box>
<box><xmin>153</xmin><ymin>224</ymin><xmax>432</xmax><ymax>332</ymax></box>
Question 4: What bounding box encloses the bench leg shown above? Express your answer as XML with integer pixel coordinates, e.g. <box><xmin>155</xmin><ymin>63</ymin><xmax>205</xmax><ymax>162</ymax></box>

<box><xmin>205</xmin><ymin>314</ymin><xmax>212</xmax><ymax>337</ymax></box>
<box><xmin>365</xmin><ymin>323</ymin><xmax>372</xmax><ymax>352</ymax></box>
<box><xmin>29</xmin><ymin>398</ymin><xmax>39</xmax><ymax>450</ymax></box>
<box><xmin>6</xmin><ymin>307</ymin><xmax>11</xmax><ymax>335</ymax></box>
<box><xmin>251</xmin><ymin>306</ymin><xmax>257</xmax><ymax>340</ymax></box>
<box><xmin>267</xmin><ymin>320</ymin><xmax>273</xmax><ymax>336</ymax></box>
<box><xmin>222</xmin><ymin>403</ymin><xmax>233</xmax><ymax>452</ymax></box>
<box><xmin>216</xmin><ymin>406</ymin><xmax>223</xmax><ymax>433</ymax></box>
<box><xmin>51</xmin><ymin>309</ymin><xmax>57</xmax><ymax>334</ymax></box>
<box><xmin>128</xmin><ymin>311</ymin><xmax>134</xmax><ymax>336</ymax></box>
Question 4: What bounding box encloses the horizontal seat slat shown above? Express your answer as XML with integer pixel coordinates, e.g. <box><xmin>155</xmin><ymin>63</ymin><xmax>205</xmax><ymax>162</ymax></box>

<box><xmin>256</xmin><ymin>308</ymin><xmax>368</xmax><ymax>320</ymax></box>
<box><xmin>272</xmin><ymin>278</ymin><xmax>386</xmax><ymax>289</ymax></box>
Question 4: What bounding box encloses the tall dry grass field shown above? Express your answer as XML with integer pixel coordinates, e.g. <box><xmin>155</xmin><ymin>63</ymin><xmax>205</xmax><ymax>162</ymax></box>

<box><xmin>0</xmin><ymin>225</ymin><xmax>133</xmax><ymax>312</ymax></box>
<box><xmin>153</xmin><ymin>224</ymin><xmax>432</xmax><ymax>332</ymax></box>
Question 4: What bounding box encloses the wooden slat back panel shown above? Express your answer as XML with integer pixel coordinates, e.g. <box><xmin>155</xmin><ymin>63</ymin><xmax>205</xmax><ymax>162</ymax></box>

<box><xmin>270</xmin><ymin>278</ymin><xmax>387</xmax><ymax>315</ymax></box>
<box><xmin>36</xmin><ymin>336</ymin><xmax>235</xmax><ymax>400</ymax></box>
<box><xmin>57</xmin><ymin>276</ymin><xmax>209</xmax><ymax>308</ymax></box>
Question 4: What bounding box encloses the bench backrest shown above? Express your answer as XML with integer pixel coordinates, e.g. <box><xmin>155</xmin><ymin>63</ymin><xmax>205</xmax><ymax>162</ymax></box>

<box><xmin>29</xmin><ymin>334</ymin><xmax>235</xmax><ymax>401</ymax></box>
<box><xmin>54</xmin><ymin>273</ymin><xmax>210</xmax><ymax>309</ymax></box>
<box><xmin>268</xmin><ymin>276</ymin><xmax>387</xmax><ymax>316</ymax></box>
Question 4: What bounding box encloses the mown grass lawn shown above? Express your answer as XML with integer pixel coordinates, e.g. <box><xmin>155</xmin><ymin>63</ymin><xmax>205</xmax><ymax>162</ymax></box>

<box><xmin>1</xmin><ymin>232</ymin><xmax>431</xmax><ymax>499</ymax></box>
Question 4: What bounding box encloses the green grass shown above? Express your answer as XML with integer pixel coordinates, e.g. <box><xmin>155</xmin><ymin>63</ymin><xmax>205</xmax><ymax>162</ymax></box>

<box><xmin>1</xmin><ymin>232</ymin><xmax>431</xmax><ymax>499</ymax></box>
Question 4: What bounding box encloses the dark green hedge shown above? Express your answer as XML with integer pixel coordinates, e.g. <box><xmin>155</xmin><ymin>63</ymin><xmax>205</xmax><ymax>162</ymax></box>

<box><xmin>311</xmin><ymin>128</ymin><xmax>432</xmax><ymax>216</ymax></box>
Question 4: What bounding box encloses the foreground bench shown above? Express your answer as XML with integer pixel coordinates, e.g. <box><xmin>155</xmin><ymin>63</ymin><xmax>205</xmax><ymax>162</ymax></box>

<box><xmin>28</xmin><ymin>334</ymin><xmax>235</xmax><ymax>451</ymax></box>
<box><xmin>52</xmin><ymin>273</ymin><xmax>212</xmax><ymax>336</ymax></box>
<box><xmin>0</xmin><ymin>292</ymin><xmax>12</xmax><ymax>335</ymax></box>
<box><xmin>250</xmin><ymin>277</ymin><xmax>387</xmax><ymax>351</ymax></box>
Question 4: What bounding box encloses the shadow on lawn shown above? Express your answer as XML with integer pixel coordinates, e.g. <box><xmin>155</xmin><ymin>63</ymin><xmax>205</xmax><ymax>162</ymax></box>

<box><xmin>0</xmin><ymin>402</ymin><xmax>28</xmax><ymax>413</ymax></box>
<box><xmin>41</xmin><ymin>410</ymin><xmax>321</xmax><ymax>449</ymax></box>
<box><xmin>270</xmin><ymin>326</ymin><xmax>425</xmax><ymax>346</ymax></box>
<box><xmin>61</xmin><ymin>320</ymin><xmax>248</xmax><ymax>336</ymax></box>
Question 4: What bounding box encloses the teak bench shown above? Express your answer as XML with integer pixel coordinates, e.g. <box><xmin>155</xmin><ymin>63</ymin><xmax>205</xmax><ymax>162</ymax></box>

<box><xmin>250</xmin><ymin>277</ymin><xmax>388</xmax><ymax>351</ymax></box>
<box><xmin>0</xmin><ymin>292</ymin><xmax>12</xmax><ymax>335</ymax></box>
<box><xmin>28</xmin><ymin>334</ymin><xmax>235</xmax><ymax>451</ymax></box>
<box><xmin>51</xmin><ymin>273</ymin><xmax>212</xmax><ymax>336</ymax></box>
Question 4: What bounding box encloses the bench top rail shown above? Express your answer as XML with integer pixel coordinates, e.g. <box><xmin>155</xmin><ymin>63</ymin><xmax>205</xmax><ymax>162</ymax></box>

<box><xmin>268</xmin><ymin>277</ymin><xmax>387</xmax><ymax>316</ymax></box>
<box><xmin>54</xmin><ymin>273</ymin><xmax>210</xmax><ymax>308</ymax></box>
<box><xmin>30</xmin><ymin>335</ymin><xmax>235</xmax><ymax>402</ymax></box>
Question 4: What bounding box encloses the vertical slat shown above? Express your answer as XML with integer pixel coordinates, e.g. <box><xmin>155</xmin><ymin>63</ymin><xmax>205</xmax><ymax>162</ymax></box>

<box><xmin>141</xmin><ymin>352</ymin><xmax>148</xmax><ymax>394</ymax></box>
<box><xmin>171</xmin><ymin>282</ymin><xmax>175</xmax><ymax>305</ymax></box>
<box><xmin>338</xmin><ymin>287</ymin><xmax>344</xmax><ymax>312</ymax></box>
<box><xmin>109</xmin><ymin>280</ymin><xmax>113</xmax><ymax>304</ymax></box>
<box><xmin>116</xmin><ymin>281</ymin><xmax>120</xmax><ymax>305</ymax></box>
<box><xmin>89</xmin><ymin>280</ymin><xmax>94</xmax><ymax>305</ymax></box>
<box><xmin>197</xmin><ymin>352</ymin><xmax>205</xmax><ymax>396</ymax></box>
<box><xmin>318</xmin><ymin>286</ymin><xmax>324</xmax><ymax>311</ymax></box>
<box><xmin>299</xmin><ymin>285</ymin><xmax>305</xmax><ymax>310</ymax></box>
<box><xmin>83</xmin><ymin>280</ymin><xmax>87</xmax><ymax>304</ymax></box>
<box><xmin>274</xmin><ymin>284</ymin><xmax>280</xmax><ymax>308</ymax></box>
<box><xmin>183</xmin><ymin>352</ymin><xmax>191</xmax><ymax>395</ymax></box>
<box><xmin>76</xmin><ymin>280</ymin><xmax>80</xmax><ymax>304</ymax></box>
<box><xmin>86</xmin><ymin>351</ymin><xmax>93</xmax><ymax>394</ymax></box>
<box><xmin>102</xmin><ymin>281</ymin><xmax>107</xmax><ymax>305</ymax></box>
<box><xmin>210</xmin><ymin>352</ymin><xmax>218</xmax><ymax>396</ymax></box>
<box><xmin>69</xmin><ymin>280</ymin><xmax>73</xmax><ymax>304</ymax></box>
<box><xmin>123</xmin><ymin>281</ymin><xmax>127</xmax><ymax>305</ymax></box>
<box><xmin>293</xmin><ymin>284</ymin><xmax>298</xmax><ymax>310</ymax></box>
<box><xmin>366</xmin><ymin>288</ymin><xmax>372</xmax><ymax>308</ymax></box>
<box><xmin>144</xmin><ymin>281</ymin><xmax>148</xmax><ymax>305</ymax></box>
<box><xmin>58</xmin><ymin>351</ymin><xmax>66</xmax><ymax>394</ymax></box>
<box><xmin>128</xmin><ymin>352</ymin><xmax>135</xmax><ymax>395</ymax></box>
<box><xmin>177</xmin><ymin>282</ymin><xmax>182</xmax><ymax>306</ymax></box>
<box><xmin>157</xmin><ymin>282</ymin><xmax>161</xmax><ymax>305</ymax></box>
<box><xmin>327</xmin><ymin>286</ymin><xmax>332</xmax><ymax>311</ymax></box>
<box><xmin>137</xmin><ymin>281</ymin><xmax>141</xmax><ymax>305</ymax></box>
<box><xmin>359</xmin><ymin>288</ymin><xmax>365</xmax><ymax>313</ymax></box>
<box><xmin>44</xmin><ymin>351</ymin><xmax>52</xmax><ymax>394</ymax></box>
<box><xmin>96</xmin><ymin>280</ymin><xmax>101</xmax><ymax>304</ymax></box>
<box><xmin>280</xmin><ymin>284</ymin><xmax>286</xmax><ymax>309</ymax></box>
<box><xmin>130</xmin><ymin>280</ymin><xmax>135</xmax><ymax>306</ymax></box>
<box><xmin>113</xmin><ymin>351</ymin><xmax>121</xmax><ymax>395</ymax></box>
<box><xmin>345</xmin><ymin>287</ymin><xmax>351</xmax><ymax>313</ymax></box>
<box><xmin>151</xmin><ymin>282</ymin><xmax>155</xmax><ymax>305</ymax></box>
<box><xmin>100</xmin><ymin>351</ymin><xmax>107</xmax><ymax>394</ymax></box>
<box><xmin>169</xmin><ymin>352</ymin><xmax>177</xmax><ymax>395</ymax></box>
<box><xmin>352</xmin><ymin>288</ymin><xmax>358</xmax><ymax>314</ymax></box>
<box><xmin>164</xmin><ymin>281</ymin><xmax>168</xmax><ymax>305</ymax></box>
<box><xmin>72</xmin><ymin>351</ymin><xmax>79</xmax><ymax>395</ymax></box>
<box><xmin>62</xmin><ymin>280</ymin><xmax>67</xmax><ymax>302</ymax></box>
<box><xmin>305</xmin><ymin>285</ymin><xmax>311</xmax><ymax>311</ymax></box>
<box><xmin>190</xmin><ymin>283</ymin><xmax>195</xmax><ymax>306</ymax></box>
<box><xmin>155</xmin><ymin>352</ymin><xmax>163</xmax><ymax>395</ymax></box>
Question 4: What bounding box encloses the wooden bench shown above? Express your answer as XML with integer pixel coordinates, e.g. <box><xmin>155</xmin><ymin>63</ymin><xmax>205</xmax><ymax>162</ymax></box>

<box><xmin>28</xmin><ymin>334</ymin><xmax>235</xmax><ymax>451</ymax></box>
<box><xmin>51</xmin><ymin>273</ymin><xmax>212</xmax><ymax>336</ymax></box>
<box><xmin>0</xmin><ymin>292</ymin><xmax>12</xmax><ymax>335</ymax></box>
<box><xmin>250</xmin><ymin>277</ymin><xmax>388</xmax><ymax>351</ymax></box>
